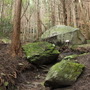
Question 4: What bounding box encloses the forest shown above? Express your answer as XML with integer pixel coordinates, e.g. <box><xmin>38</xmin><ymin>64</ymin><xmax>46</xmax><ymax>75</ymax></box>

<box><xmin>0</xmin><ymin>0</ymin><xmax>90</xmax><ymax>90</ymax></box>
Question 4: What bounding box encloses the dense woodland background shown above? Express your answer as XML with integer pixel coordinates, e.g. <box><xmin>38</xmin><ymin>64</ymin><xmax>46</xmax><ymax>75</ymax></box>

<box><xmin>1</xmin><ymin>0</ymin><xmax>90</xmax><ymax>90</ymax></box>
<box><xmin>0</xmin><ymin>0</ymin><xmax>90</xmax><ymax>42</ymax></box>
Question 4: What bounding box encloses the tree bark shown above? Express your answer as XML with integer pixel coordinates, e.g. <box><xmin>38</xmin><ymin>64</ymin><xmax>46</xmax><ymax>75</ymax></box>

<box><xmin>37</xmin><ymin>0</ymin><xmax>42</xmax><ymax>38</ymax></box>
<box><xmin>72</xmin><ymin>0</ymin><xmax>77</xmax><ymax>27</ymax></box>
<box><xmin>51</xmin><ymin>0</ymin><xmax>56</xmax><ymax>26</ymax></box>
<box><xmin>61</xmin><ymin>0</ymin><xmax>67</xmax><ymax>25</ymax></box>
<box><xmin>79</xmin><ymin>0</ymin><xmax>90</xmax><ymax>39</ymax></box>
<box><xmin>11</xmin><ymin>0</ymin><xmax>22</xmax><ymax>56</ymax></box>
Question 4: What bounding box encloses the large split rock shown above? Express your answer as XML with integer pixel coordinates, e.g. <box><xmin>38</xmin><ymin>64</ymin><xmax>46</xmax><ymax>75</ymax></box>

<box><xmin>41</xmin><ymin>25</ymin><xmax>86</xmax><ymax>45</ymax></box>
<box><xmin>23</xmin><ymin>42</ymin><xmax>59</xmax><ymax>65</ymax></box>
<box><xmin>44</xmin><ymin>60</ymin><xmax>84</xmax><ymax>88</ymax></box>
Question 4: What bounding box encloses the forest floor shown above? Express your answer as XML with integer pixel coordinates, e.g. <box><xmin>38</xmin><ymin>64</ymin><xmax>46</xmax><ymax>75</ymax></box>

<box><xmin>0</xmin><ymin>43</ymin><xmax>90</xmax><ymax>90</ymax></box>
<box><xmin>0</xmin><ymin>43</ymin><xmax>30</xmax><ymax>90</ymax></box>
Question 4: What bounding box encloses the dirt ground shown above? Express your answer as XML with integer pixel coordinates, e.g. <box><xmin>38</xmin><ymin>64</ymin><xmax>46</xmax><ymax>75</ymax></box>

<box><xmin>16</xmin><ymin>47</ymin><xmax>90</xmax><ymax>90</ymax></box>
<box><xmin>16</xmin><ymin>53</ymin><xmax>90</xmax><ymax>90</ymax></box>
<box><xmin>0</xmin><ymin>44</ymin><xmax>90</xmax><ymax>90</ymax></box>
<box><xmin>0</xmin><ymin>44</ymin><xmax>29</xmax><ymax>89</ymax></box>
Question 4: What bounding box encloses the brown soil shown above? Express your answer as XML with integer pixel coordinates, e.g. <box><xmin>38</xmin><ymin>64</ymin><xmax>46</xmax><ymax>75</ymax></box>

<box><xmin>0</xmin><ymin>44</ymin><xmax>90</xmax><ymax>90</ymax></box>
<box><xmin>16</xmin><ymin>68</ymin><xmax>47</xmax><ymax>90</ymax></box>
<box><xmin>0</xmin><ymin>44</ymin><xmax>30</xmax><ymax>89</ymax></box>
<box><xmin>54</xmin><ymin>54</ymin><xmax>90</xmax><ymax>90</ymax></box>
<box><xmin>16</xmin><ymin>47</ymin><xmax>90</xmax><ymax>90</ymax></box>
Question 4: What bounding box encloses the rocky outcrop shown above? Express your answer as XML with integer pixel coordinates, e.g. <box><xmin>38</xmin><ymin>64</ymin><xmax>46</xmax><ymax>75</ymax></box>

<box><xmin>44</xmin><ymin>60</ymin><xmax>84</xmax><ymax>88</ymax></box>
<box><xmin>41</xmin><ymin>25</ymin><xmax>86</xmax><ymax>45</ymax></box>
<box><xmin>23</xmin><ymin>42</ymin><xmax>59</xmax><ymax>65</ymax></box>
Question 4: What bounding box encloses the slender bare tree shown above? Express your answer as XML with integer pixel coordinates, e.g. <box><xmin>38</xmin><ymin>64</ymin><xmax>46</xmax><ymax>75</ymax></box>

<box><xmin>51</xmin><ymin>0</ymin><xmax>56</xmax><ymax>26</ymax></box>
<box><xmin>37</xmin><ymin>0</ymin><xmax>42</xmax><ymax>37</ymax></box>
<box><xmin>11</xmin><ymin>0</ymin><xmax>22</xmax><ymax>56</ymax></box>
<box><xmin>61</xmin><ymin>0</ymin><xmax>67</xmax><ymax>25</ymax></box>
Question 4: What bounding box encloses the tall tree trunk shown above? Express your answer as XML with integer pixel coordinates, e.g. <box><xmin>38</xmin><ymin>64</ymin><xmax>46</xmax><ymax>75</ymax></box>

<box><xmin>72</xmin><ymin>0</ymin><xmax>77</xmax><ymax>27</ymax></box>
<box><xmin>1</xmin><ymin>0</ymin><xmax>4</xmax><ymax>32</ymax></box>
<box><xmin>37</xmin><ymin>0</ymin><xmax>42</xmax><ymax>38</ymax></box>
<box><xmin>1</xmin><ymin>0</ymin><xmax>4</xmax><ymax>21</ymax></box>
<box><xmin>51</xmin><ymin>0</ymin><xmax>56</xmax><ymax>26</ymax></box>
<box><xmin>61</xmin><ymin>0</ymin><xmax>67</xmax><ymax>25</ymax></box>
<box><xmin>79</xmin><ymin>0</ymin><xmax>90</xmax><ymax>39</ymax></box>
<box><xmin>11</xmin><ymin>0</ymin><xmax>22</xmax><ymax>56</ymax></box>
<box><xmin>58</xmin><ymin>2</ymin><xmax>61</xmax><ymax>24</ymax></box>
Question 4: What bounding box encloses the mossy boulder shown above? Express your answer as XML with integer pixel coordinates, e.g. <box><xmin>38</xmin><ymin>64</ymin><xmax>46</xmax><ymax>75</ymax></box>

<box><xmin>86</xmin><ymin>40</ymin><xmax>90</xmax><ymax>44</ymax></box>
<box><xmin>71</xmin><ymin>44</ymin><xmax>90</xmax><ymax>49</ymax></box>
<box><xmin>23</xmin><ymin>42</ymin><xmax>59</xmax><ymax>65</ymax></box>
<box><xmin>0</xmin><ymin>38</ymin><xmax>11</xmax><ymax>43</ymax></box>
<box><xmin>63</xmin><ymin>54</ymin><xmax>78</xmax><ymax>60</ymax></box>
<box><xmin>44</xmin><ymin>60</ymin><xmax>84</xmax><ymax>88</ymax></box>
<box><xmin>41</xmin><ymin>25</ymin><xmax>86</xmax><ymax>45</ymax></box>
<box><xmin>58</xmin><ymin>52</ymin><xmax>79</xmax><ymax>61</ymax></box>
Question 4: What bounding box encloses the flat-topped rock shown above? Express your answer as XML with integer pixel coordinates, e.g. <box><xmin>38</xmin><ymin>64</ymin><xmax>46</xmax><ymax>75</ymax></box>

<box><xmin>41</xmin><ymin>25</ymin><xmax>86</xmax><ymax>45</ymax></box>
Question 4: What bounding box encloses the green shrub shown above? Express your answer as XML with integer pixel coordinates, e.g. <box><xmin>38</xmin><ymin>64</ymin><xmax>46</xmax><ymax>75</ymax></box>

<box><xmin>0</xmin><ymin>18</ymin><xmax>12</xmax><ymax>38</ymax></box>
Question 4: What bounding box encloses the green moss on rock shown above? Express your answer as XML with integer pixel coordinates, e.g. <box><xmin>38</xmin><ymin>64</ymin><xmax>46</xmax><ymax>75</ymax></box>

<box><xmin>23</xmin><ymin>42</ymin><xmax>59</xmax><ymax>65</ymax></box>
<box><xmin>71</xmin><ymin>44</ymin><xmax>90</xmax><ymax>49</ymax></box>
<box><xmin>1</xmin><ymin>38</ymin><xmax>11</xmax><ymax>43</ymax></box>
<box><xmin>41</xmin><ymin>25</ymin><xmax>86</xmax><ymax>45</ymax></box>
<box><xmin>44</xmin><ymin>60</ymin><xmax>85</xmax><ymax>88</ymax></box>
<box><xmin>63</xmin><ymin>54</ymin><xmax>78</xmax><ymax>60</ymax></box>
